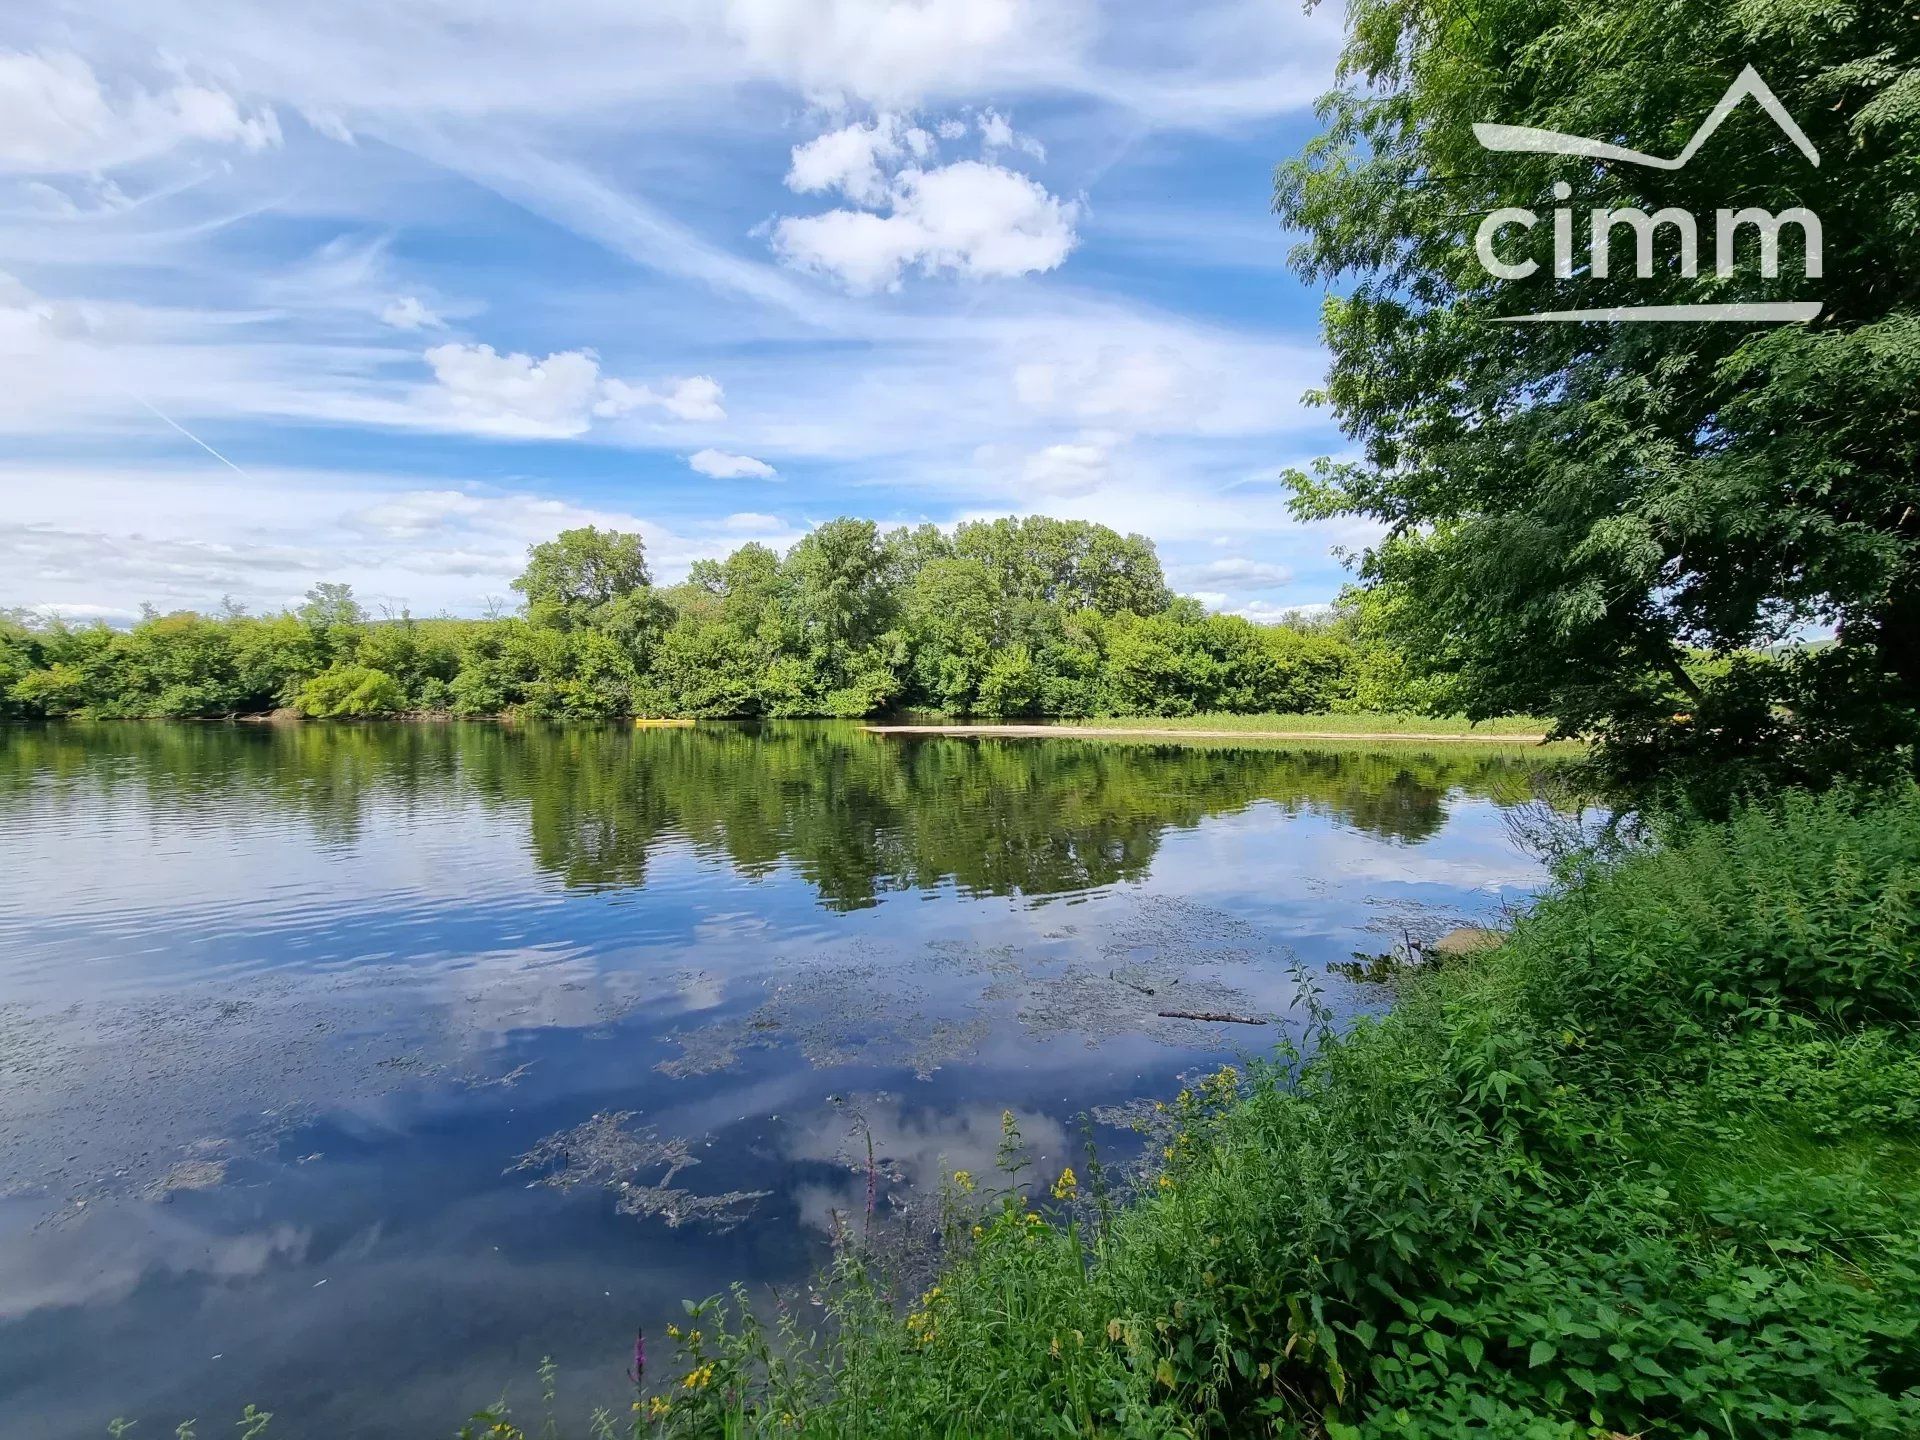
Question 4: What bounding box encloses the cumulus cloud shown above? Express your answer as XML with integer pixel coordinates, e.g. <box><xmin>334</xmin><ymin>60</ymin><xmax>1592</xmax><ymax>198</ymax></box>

<box><xmin>421</xmin><ymin>343</ymin><xmax>604</xmax><ymax>438</ymax></box>
<box><xmin>775</xmin><ymin>157</ymin><xmax>1078</xmax><ymax>292</ymax></box>
<box><xmin>785</xmin><ymin>113</ymin><xmax>931</xmax><ymax>205</ymax></box>
<box><xmin>0</xmin><ymin>50</ymin><xmax>280</xmax><ymax>174</ymax></box>
<box><xmin>418</xmin><ymin>345</ymin><xmax>725</xmax><ymax>437</ymax></box>
<box><xmin>689</xmin><ymin>448</ymin><xmax>777</xmax><ymax>480</ymax></box>
<box><xmin>380</xmin><ymin>296</ymin><xmax>444</xmax><ymax>330</ymax></box>
<box><xmin>597</xmin><ymin>374</ymin><xmax>727</xmax><ymax>423</ymax></box>
<box><xmin>976</xmin><ymin>107</ymin><xmax>1043</xmax><ymax>159</ymax></box>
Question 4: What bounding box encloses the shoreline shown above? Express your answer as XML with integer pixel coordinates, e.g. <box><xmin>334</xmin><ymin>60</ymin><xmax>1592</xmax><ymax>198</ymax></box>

<box><xmin>863</xmin><ymin>722</ymin><xmax>1556</xmax><ymax>744</ymax></box>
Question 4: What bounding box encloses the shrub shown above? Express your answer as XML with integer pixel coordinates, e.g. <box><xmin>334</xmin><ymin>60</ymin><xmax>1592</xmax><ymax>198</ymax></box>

<box><xmin>293</xmin><ymin>665</ymin><xmax>407</xmax><ymax>718</ymax></box>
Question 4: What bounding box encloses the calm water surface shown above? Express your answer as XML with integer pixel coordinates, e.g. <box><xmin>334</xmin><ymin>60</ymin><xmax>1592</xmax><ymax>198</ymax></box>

<box><xmin>0</xmin><ymin>722</ymin><xmax>1562</xmax><ymax>1436</ymax></box>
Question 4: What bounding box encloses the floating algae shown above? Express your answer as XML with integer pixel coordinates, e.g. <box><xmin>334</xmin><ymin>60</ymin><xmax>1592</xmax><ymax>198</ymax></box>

<box><xmin>508</xmin><ymin>1111</ymin><xmax>767</xmax><ymax>1233</ymax></box>
<box><xmin>657</xmin><ymin>965</ymin><xmax>991</xmax><ymax>1081</ymax></box>
<box><xmin>987</xmin><ymin>959</ymin><xmax>1264</xmax><ymax>1044</ymax></box>
<box><xmin>141</xmin><ymin>1156</ymin><xmax>229</xmax><ymax>1202</ymax></box>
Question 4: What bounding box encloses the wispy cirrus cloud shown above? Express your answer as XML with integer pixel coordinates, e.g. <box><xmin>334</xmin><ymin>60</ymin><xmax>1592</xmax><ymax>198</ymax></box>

<box><xmin>0</xmin><ymin>0</ymin><xmax>1360</xmax><ymax>618</ymax></box>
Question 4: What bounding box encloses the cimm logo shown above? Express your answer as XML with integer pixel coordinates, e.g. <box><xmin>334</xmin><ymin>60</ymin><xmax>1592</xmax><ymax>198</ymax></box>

<box><xmin>1471</xmin><ymin>67</ymin><xmax>1823</xmax><ymax>323</ymax></box>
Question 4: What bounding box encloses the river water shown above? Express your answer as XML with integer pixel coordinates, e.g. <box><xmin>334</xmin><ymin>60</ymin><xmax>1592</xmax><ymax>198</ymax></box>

<box><xmin>0</xmin><ymin>721</ymin><xmax>1563</xmax><ymax>1436</ymax></box>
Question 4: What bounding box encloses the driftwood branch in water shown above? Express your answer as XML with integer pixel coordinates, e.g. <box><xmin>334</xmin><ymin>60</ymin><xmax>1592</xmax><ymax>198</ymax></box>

<box><xmin>1157</xmin><ymin>1009</ymin><xmax>1267</xmax><ymax>1026</ymax></box>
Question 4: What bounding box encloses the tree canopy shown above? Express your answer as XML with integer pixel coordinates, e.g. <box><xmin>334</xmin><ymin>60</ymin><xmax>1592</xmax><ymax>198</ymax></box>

<box><xmin>1276</xmin><ymin>0</ymin><xmax>1920</xmax><ymax>804</ymax></box>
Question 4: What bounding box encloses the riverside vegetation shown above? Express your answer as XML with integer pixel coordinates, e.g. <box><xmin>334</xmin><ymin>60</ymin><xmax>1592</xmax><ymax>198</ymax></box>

<box><xmin>0</xmin><ymin>517</ymin><xmax>1412</xmax><ymax>730</ymax></box>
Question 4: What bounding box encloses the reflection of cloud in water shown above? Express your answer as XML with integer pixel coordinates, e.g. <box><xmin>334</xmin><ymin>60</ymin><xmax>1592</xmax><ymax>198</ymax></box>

<box><xmin>782</xmin><ymin>1095</ymin><xmax>1071</xmax><ymax>1237</ymax></box>
<box><xmin>0</xmin><ymin>1206</ymin><xmax>310</xmax><ymax>1322</ymax></box>
<box><xmin>1155</xmin><ymin>808</ymin><xmax>1547</xmax><ymax>899</ymax></box>
<box><xmin>658</xmin><ymin>964</ymin><xmax>993</xmax><ymax>1081</ymax></box>
<box><xmin>0</xmin><ymin>944</ymin><xmax>671</xmax><ymax>1216</ymax></box>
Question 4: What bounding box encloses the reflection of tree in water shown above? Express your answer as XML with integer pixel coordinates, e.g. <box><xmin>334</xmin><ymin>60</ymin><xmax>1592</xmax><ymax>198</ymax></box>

<box><xmin>0</xmin><ymin>721</ymin><xmax>1566</xmax><ymax>907</ymax></box>
<box><xmin>0</xmin><ymin>720</ymin><xmax>461</xmax><ymax>847</ymax></box>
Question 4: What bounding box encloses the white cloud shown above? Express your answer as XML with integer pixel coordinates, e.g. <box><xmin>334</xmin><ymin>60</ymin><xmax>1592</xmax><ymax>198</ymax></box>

<box><xmin>597</xmin><ymin>374</ymin><xmax>727</xmax><ymax>423</ymax></box>
<box><xmin>774</xmin><ymin>158</ymin><xmax>1077</xmax><ymax>292</ymax></box>
<box><xmin>1021</xmin><ymin>440</ymin><xmax>1108</xmax><ymax>496</ymax></box>
<box><xmin>416</xmin><ymin>346</ymin><xmax>725</xmax><ymax>437</ymax></box>
<box><xmin>785</xmin><ymin>113</ymin><xmax>929</xmax><ymax>206</ymax></box>
<box><xmin>0</xmin><ymin>50</ymin><xmax>280</xmax><ymax>174</ymax></box>
<box><xmin>1014</xmin><ymin>345</ymin><xmax>1191</xmax><ymax>426</ymax></box>
<box><xmin>689</xmin><ymin>448</ymin><xmax>777</xmax><ymax>480</ymax></box>
<box><xmin>421</xmin><ymin>343</ymin><xmax>605</xmax><ymax>438</ymax></box>
<box><xmin>1227</xmin><ymin>599</ymin><xmax>1323</xmax><ymax>624</ymax></box>
<box><xmin>722</xmin><ymin>0</ymin><xmax>1073</xmax><ymax>108</ymax></box>
<box><xmin>717</xmin><ymin>511</ymin><xmax>787</xmax><ymax>533</ymax></box>
<box><xmin>976</xmin><ymin>107</ymin><xmax>1043</xmax><ymax>159</ymax></box>
<box><xmin>380</xmin><ymin>296</ymin><xmax>444</xmax><ymax>330</ymax></box>
<box><xmin>1177</xmin><ymin>556</ymin><xmax>1293</xmax><ymax>589</ymax></box>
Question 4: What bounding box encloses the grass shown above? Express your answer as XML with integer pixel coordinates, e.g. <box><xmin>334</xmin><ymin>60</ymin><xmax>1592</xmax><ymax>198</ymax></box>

<box><xmin>865</xmin><ymin>710</ymin><xmax>1586</xmax><ymax>756</ymax></box>
<box><xmin>1070</xmin><ymin>712</ymin><xmax>1557</xmax><ymax>737</ymax></box>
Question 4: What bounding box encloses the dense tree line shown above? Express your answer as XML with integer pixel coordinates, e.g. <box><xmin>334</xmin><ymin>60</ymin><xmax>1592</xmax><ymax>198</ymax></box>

<box><xmin>0</xmin><ymin>517</ymin><xmax>1419</xmax><ymax>723</ymax></box>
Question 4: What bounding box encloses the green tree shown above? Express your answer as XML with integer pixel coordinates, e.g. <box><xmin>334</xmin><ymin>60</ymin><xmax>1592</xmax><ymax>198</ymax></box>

<box><xmin>952</xmin><ymin>517</ymin><xmax>1169</xmax><ymax>617</ymax></box>
<box><xmin>513</xmin><ymin>526</ymin><xmax>653</xmax><ymax>632</ymax></box>
<box><xmin>298</xmin><ymin>582</ymin><xmax>366</xmax><ymax>668</ymax></box>
<box><xmin>1276</xmin><ymin>0</ymin><xmax>1920</xmax><ymax>803</ymax></box>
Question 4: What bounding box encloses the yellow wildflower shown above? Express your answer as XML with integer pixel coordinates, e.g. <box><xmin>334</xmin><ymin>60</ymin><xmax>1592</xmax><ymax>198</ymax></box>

<box><xmin>1051</xmin><ymin>1166</ymin><xmax>1078</xmax><ymax>1200</ymax></box>
<box><xmin>1157</xmin><ymin>1174</ymin><xmax>1175</xmax><ymax>1191</ymax></box>
<box><xmin>952</xmin><ymin>1169</ymin><xmax>975</xmax><ymax>1194</ymax></box>
<box><xmin>971</xmin><ymin>1223</ymin><xmax>985</xmax><ymax>1240</ymax></box>
<box><xmin>681</xmin><ymin>1363</ymin><xmax>716</xmax><ymax>1391</ymax></box>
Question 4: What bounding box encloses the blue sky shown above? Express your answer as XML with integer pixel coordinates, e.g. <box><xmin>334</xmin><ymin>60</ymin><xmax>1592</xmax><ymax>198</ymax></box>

<box><xmin>0</xmin><ymin>1</ymin><xmax>1380</xmax><ymax>622</ymax></box>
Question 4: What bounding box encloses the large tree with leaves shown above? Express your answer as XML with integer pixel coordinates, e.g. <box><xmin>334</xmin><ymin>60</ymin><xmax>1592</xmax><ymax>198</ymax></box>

<box><xmin>1278</xmin><ymin>0</ymin><xmax>1919</xmax><ymax>804</ymax></box>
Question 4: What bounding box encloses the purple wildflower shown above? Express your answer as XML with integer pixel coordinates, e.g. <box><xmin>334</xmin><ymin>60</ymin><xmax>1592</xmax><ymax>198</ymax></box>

<box><xmin>629</xmin><ymin>1327</ymin><xmax>645</xmax><ymax>1386</ymax></box>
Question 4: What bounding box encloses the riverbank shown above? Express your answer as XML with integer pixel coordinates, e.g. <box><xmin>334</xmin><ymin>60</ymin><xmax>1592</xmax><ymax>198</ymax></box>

<box><xmin>632</xmin><ymin>785</ymin><xmax>1920</xmax><ymax>1437</ymax></box>
<box><xmin>866</xmin><ymin>720</ymin><xmax>1555</xmax><ymax>744</ymax></box>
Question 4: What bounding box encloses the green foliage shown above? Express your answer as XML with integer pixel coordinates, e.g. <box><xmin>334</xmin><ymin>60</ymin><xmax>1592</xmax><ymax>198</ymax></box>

<box><xmin>2</xmin><ymin>519</ymin><xmax>1412</xmax><ymax>724</ymax></box>
<box><xmin>294</xmin><ymin>665</ymin><xmax>407</xmax><ymax>718</ymax></box>
<box><xmin>1275</xmin><ymin>0</ymin><xmax>1920</xmax><ymax>808</ymax></box>
<box><xmin>622</xmin><ymin>786</ymin><xmax>1920</xmax><ymax>1437</ymax></box>
<box><xmin>514</xmin><ymin>526</ymin><xmax>655</xmax><ymax>633</ymax></box>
